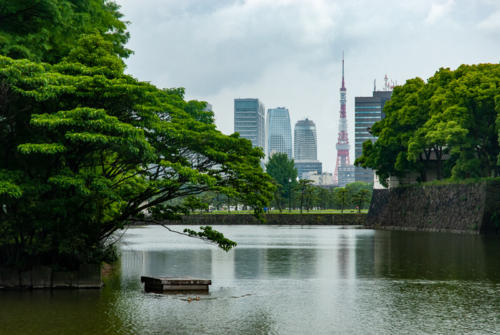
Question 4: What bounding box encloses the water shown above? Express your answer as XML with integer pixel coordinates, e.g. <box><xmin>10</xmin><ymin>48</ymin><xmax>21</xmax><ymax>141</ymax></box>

<box><xmin>1</xmin><ymin>225</ymin><xmax>499</xmax><ymax>334</ymax></box>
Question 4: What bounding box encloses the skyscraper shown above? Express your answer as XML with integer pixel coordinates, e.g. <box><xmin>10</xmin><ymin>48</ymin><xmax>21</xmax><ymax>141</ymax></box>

<box><xmin>234</xmin><ymin>98</ymin><xmax>265</xmax><ymax>150</ymax></box>
<box><xmin>294</xmin><ymin>118</ymin><xmax>317</xmax><ymax>160</ymax></box>
<box><xmin>267</xmin><ymin>107</ymin><xmax>292</xmax><ymax>158</ymax></box>
<box><xmin>334</xmin><ymin>53</ymin><xmax>354</xmax><ymax>187</ymax></box>
<box><xmin>354</xmin><ymin>89</ymin><xmax>392</xmax><ymax>183</ymax></box>
<box><xmin>294</xmin><ymin>118</ymin><xmax>322</xmax><ymax>179</ymax></box>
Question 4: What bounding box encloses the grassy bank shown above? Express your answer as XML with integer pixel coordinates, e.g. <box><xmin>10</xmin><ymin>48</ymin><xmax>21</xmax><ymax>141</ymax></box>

<box><xmin>195</xmin><ymin>209</ymin><xmax>368</xmax><ymax>215</ymax></box>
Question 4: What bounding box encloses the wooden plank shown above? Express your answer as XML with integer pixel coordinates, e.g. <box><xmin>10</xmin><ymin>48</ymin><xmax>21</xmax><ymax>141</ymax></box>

<box><xmin>141</xmin><ymin>276</ymin><xmax>211</xmax><ymax>292</ymax></box>
<box><xmin>162</xmin><ymin>284</ymin><xmax>209</xmax><ymax>291</ymax></box>
<box><xmin>141</xmin><ymin>276</ymin><xmax>211</xmax><ymax>285</ymax></box>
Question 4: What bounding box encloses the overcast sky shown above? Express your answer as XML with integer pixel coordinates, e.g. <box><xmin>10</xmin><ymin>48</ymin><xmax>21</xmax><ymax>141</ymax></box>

<box><xmin>116</xmin><ymin>0</ymin><xmax>500</xmax><ymax>172</ymax></box>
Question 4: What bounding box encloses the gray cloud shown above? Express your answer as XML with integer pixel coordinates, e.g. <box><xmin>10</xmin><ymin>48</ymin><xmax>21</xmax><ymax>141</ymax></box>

<box><xmin>117</xmin><ymin>0</ymin><xmax>500</xmax><ymax>172</ymax></box>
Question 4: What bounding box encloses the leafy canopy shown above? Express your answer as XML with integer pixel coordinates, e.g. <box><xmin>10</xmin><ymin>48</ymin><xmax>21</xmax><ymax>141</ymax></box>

<box><xmin>0</xmin><ymin>0</ymin><xmax>131</xmax><ymax>63</ymax></box>
<box><xmin>0</xmin><ymin>36</ymin><xmax>274</xmax><ymax>268</ymax></box>
<box><xmin>265</xmin><ymin>153</ymin><xmax>297</xmax><ymax>210</ymax></box>
<box><xmin>356</xmin><ymin>64</ymin><xmax>500</xmax><ymax>186</ymax></box>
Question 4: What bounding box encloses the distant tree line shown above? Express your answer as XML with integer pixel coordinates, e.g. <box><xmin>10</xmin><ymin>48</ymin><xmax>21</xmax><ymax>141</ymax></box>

<box><xmin>262</xmin><ymin>153</ymin><xmax>373</xmax><ymax>213</ymax></box>
<box><xmin>182</xmin><ymin>153</ymin><xmax>374</xmax><ymax>214</ymax></box>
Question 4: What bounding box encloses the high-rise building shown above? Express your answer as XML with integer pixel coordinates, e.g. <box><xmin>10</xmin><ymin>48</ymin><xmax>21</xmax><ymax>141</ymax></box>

<box><xmin>334</xmin><ymin>53</ymin><xmax>354</xmax><ymax>187</ymax></box>
<box><xmin>267</xmin><ymin>107</ymin><xmax>292</xmax><ymax>158</ymax></box>
<box><xmin>295</xmin><ymin>160</ymin><xmax>323</xmax><ymax>179</ymax></box>
<box><xmin>294</xmin><ymin>118</ymin><xmax>317</xmax><ymax>160</ymax></box>
<box><xmin>234</xmin><ymin>98</ymin><xmax>265</xmax><ymax>150</ymax></box>
<box><xmin>294</xmin><ymin>118</ymin><xmax>322</xmax><ymax>179</ymax></box>
<box><xmin>354</xmin><ymin>89</ymin><xmax>392</xmax><ymax>183</ymax></box>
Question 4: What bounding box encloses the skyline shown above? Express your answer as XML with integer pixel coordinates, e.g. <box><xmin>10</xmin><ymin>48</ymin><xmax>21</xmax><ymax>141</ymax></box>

<box><xmin>116</xmin><ymin>0</ymin><xmax>500</xmax><ymax>172</ymax></box>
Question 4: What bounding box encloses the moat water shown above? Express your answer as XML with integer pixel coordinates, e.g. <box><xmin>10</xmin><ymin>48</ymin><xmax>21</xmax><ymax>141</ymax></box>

<box><xmin>1</xmin><ymin>225</ymin><xmax>499</xmax><ymax>334</ymax></box>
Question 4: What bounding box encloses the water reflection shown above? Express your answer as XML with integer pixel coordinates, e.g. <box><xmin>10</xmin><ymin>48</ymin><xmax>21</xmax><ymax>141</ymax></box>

<box><xmin>373</xmin><ymin>230</ymin><xmax>500</xmax><ymax>280</ymax></box>
<box><xmin>0</xmin><ymin>225</ymin><xmax>499</xmax><ymax>335</ymax></box>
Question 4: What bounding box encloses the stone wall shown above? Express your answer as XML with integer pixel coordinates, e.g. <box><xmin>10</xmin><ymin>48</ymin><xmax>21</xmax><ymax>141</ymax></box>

<box><xmin>0</xmin><ymin>264</ymin><xmax>102</xmax><ymax>289</ymax></box>
<box><xmin>367</xmin><ymin>179</ymin><xmax>500</xmax><ymax>234</ymax></box>
<box><xmin>156</xmin><ymin>213</ymin><xmax>366</xmax><ymax>226</ymax></box>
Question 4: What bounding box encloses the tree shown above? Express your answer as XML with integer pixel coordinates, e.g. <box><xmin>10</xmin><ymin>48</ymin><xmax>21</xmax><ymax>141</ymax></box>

<box><xmin>296</xmin><ymin>179</ymin><xmax>313</xmax><ymax>214</ymax></box>
<box><xmin>314</xmin><ymin>187</ymin><xmax>331</xmax><ymax>210</ymax></box>
<box><xmin>351</xmin><ymin>189</ymin><xmax>371</xmax><ymax>213</ymax></box>
<box><xmin>0</xmin><ymin>0</ymin><xmax>131</xmax><ymax>63</ymax></box>
<box><xmin>0</xmin><ymin>37</ymin><xmax>274</xmax><ymax>269</ymax></box>
<box><xmin>355</xmin><ymin>77</ymin><xmax>430</xmax><ymax>186</ymax></box>
<box><xmin>334</xmin><ymin>188</ymin><xmax>350</xmax><ymax>213</ymax></box>
<box><xmin>265</xmin><ymin>153</ymin><xmax>298</xmax><ymax>211</ymax></box>
<box><xmin>356</xmin><ymin>64</ymin><xmax>500</xmax><ymax>185</ymax></box>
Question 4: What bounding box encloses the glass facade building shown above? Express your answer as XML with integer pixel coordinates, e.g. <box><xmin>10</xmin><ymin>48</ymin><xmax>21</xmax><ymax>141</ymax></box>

<box><xmin>267</xmin><ymin>107</ymin><xmax>292</xmax><ymax>158</ymax></box>
<box><xmin>294</xmin><ymin>118</ymin><xmax>317</xmax><ymax>160</ymax></box>
<box><xmin>294</xmin><ymin>118</ymin><xmax>322</xmax><ymax>179</ymax></box>
<box><xmin>354</xmin><ymin>91</ymin><xmax>392</xmax><ymax>183</ymax></box>
<box><xmin>234</xmin><ymin>98</ymin><xmax>265</xmax><ymax>150</ymax></box>
<box><xmin>295</xmin><ymin>160</ymin><xmax>323</xmax><ymax>180</ymax></box>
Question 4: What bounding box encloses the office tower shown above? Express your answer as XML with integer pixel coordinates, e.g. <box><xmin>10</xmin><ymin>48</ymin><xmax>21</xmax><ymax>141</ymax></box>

<box><xmin>267</xmin><ymin>107</ymin><xmax>292</xmax><ymax>158</ymax></box>
<box><xmin>354</xmin><ymin>81</ymin><xmax>392</xmax><ymax>183</ymax></box>
<box><xmin>294</xmin><ymin>118</ymin><xmax>317</xmax><ymax>160</ymax></box>
<box><xmin>234</xmin><ymin>98</ymin><xmax>265</xmax><ymax>150</ymax></box>
<box><xmin>294</xmin><ymin>118</ymin><xmax>322</xmax><ymax>179</ymax></box>
<box><xmin>334</xmin><ymin>53</ymin><xmax>354</xmax><ymax>187</ymax></box>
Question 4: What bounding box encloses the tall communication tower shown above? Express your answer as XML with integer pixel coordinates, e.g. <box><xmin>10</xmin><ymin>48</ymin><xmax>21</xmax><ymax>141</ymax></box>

<box><xmin>333</xmin><ymin>53</ymin><xmax>350</xmax><ymax>184</ymax></box>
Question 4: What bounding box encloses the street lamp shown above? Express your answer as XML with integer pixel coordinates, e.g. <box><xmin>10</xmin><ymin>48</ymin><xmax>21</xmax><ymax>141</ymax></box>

<box><xmin>288</xmin><ymin>178</ymin><xmax>292</xmax><ymax>213</ymax></box>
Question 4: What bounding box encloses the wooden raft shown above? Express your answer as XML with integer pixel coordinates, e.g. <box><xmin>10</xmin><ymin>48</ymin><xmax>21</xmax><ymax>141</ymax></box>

<box><xmin>141</xmin><ymin>276</ymin><xmax>211</xmax><ymax>292</ymax></box>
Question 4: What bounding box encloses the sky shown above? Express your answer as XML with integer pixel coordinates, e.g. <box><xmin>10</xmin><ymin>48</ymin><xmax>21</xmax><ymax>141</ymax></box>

<box><xmin>115</xmin><ymin>0</ymin><xmax>500</xmax><ymax>173</ymax></box>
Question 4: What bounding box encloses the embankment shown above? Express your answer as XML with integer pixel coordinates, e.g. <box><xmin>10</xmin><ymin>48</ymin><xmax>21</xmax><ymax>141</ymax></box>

<box><xmin>142</xmin><ymin>213</ymin><xmax>366</xmax><ymax>226</ymax></box>
<box><xmin>0</xmin><ymin>264</ymin><xmax>102</xmax><ymax>289</ymax></box>
<box><xmin>367</xmin><ymin>179</ymin><xmax>500</xmax><ymax>234</ymax></box>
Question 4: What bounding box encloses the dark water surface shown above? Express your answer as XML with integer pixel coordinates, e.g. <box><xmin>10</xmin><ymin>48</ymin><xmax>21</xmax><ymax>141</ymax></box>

<box><xmin>1</xmin><ymin>225</ymin><xmax>499</xmax><ymax>334</ymax></box>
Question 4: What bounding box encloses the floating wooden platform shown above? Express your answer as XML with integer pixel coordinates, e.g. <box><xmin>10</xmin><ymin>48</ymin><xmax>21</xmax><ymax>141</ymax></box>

<box><xmin>141</xmin><ymin>276</ymin><xmax>211</xmax><ymax>292</ymax></box>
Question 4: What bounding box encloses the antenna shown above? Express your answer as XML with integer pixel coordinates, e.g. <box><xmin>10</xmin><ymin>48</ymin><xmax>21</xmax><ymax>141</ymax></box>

<box><xmin>374</xmin><ymin>79</ymin><xmax>376</xmax><ymax>92</ymax></box>
<box><xmin>341</xmin><ymin>51</ymin><xmax>345</xmax><ymax>89</ymax></box>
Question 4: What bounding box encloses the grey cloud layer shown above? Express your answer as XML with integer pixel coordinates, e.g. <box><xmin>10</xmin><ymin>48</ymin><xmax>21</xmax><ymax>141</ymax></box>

<box><xmin>118</xmin><ymin>0</ymin><xmax>500</xmax><ymax>171</ymax></box>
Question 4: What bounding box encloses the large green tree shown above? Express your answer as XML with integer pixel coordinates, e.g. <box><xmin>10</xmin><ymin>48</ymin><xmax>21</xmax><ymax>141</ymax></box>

<box><xmin>265</xmin><ymin>153</ymin><xmax>297</xmax><ymax>212</ymax></box>
<box><xmin>0</xmin><ymin>0</ymin><xmax>130</xmax><ymax>63</ymax></box>
<box><xmin>356</xmin><ymin>64</ymin><xmax>500</xmax><ymax>186</ymax></box>
<box><xmin>0</xmin><ymin>36</ymin><xmax>274</xmax><ymax>269</ymax></box>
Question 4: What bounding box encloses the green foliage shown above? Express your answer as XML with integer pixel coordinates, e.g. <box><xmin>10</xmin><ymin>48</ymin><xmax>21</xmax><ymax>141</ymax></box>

<box><xmin>352</xmin><ymin>189</ymin><xmax>371</xmax><ymax>213</ymax></box>
<box><xmin>184</xmin><ymin>226</ymin><xmax>237</xmax><ymax>252</ymax></box>
<box><xmin>334</xmin><ymin>188</ymin><xmax>349</xmax><ymax>213</ymax></box>
<box><xmin>265</xmin><ymin>153</ymin><xmax>297</xmax><ymax>211</ymax></box>
<box><xmin>296</xmin><ymin>179</ymin><xmax>314</xmax><ymax>213</ymax></box>
<box><xmin>0</xmin><ymin>0</ymin><xmax>131</xmax><ymax>63</ymax></box>
<box><xmin>0</xmin><ymin>45</ymin><xmax>273</xmax><ymax>268</ymax></box>
<box><xmin>356</xmin><ymin>64</ymin><xmax>500</xmax><ymax>185</ymax></box>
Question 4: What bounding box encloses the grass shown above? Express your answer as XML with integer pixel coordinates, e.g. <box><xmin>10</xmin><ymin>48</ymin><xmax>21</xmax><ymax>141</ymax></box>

<box><xmin>193</xmin><ymin>209</ymin><xmax>368</xmax><ymax>215</ymax></box>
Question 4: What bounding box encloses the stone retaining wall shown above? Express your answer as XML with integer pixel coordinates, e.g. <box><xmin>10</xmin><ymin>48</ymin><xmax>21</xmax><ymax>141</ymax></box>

<box><xmin>367</xmin><ymin>179</ymin><xmax>500</xmax><ymax>234</ymax></box>
<box><xmin>0</xmin><ymin>264</ymin><xmax>102</xmax><ymax>289</ymax></box>
<box><xmin>155</xmin><ymin>213</ymin><xmax>366</xmax><ymax>226</ymax></box>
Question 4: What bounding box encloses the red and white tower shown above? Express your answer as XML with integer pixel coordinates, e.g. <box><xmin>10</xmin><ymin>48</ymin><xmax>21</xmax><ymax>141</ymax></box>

<box><xmin>333</xmin><ymin>53</ymin><xmax>350</xmax><ymax>184</ymax></box>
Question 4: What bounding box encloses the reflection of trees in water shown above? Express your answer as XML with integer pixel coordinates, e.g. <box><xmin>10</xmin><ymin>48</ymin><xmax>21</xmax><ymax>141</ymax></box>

<box><xmin>264</xmin><ymin>248</ymin><xmax>317</xmax><ymax>279</ymax></box>
<box><xmin>120</xmin><ymin>249</ymin><xmax>213</xmax><ymax>281</ymax></box>
<box><xmin>373</xmin><ymin>231</ymin><xmax>500</xmax><ymax>281</ymax></box>
<box><xmin>232</xmin><ymin>247</ymin><xmax>319</xmax><ymax>279</ymax></box>
<box><xmin>234</xmin><ymin>248</ymin><xmax>263</xmax><ymax>279</ymax></box>
<box><xmin>355</xmin><ymin>232</ymin><xmax>376</xmax><ymax>278</ymax></box>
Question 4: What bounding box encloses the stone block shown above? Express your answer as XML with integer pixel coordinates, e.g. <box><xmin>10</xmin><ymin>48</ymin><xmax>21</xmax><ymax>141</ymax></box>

<box><xmin>31</xmin><ymin>266</ymin><xmax>52</xmax><ymax>288</ymax></box>
<box><xmin>20</xmin><ymin>270</ymin><xmax>31</xmax><ymax>288</ymax></box>
<box><xmin>0</xmin><ymin>267</ymin><xmax>20</xmax><ymax>288</ymax></box>
<box><xmin>76</xmin><ymin>264</ymin><xmax>102</xmax><ymax>288</ymax></box>
<box><xmin>52</xmin><ymin>271</ymin><xmax>76</xmax><ymax>288</ymax></box>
